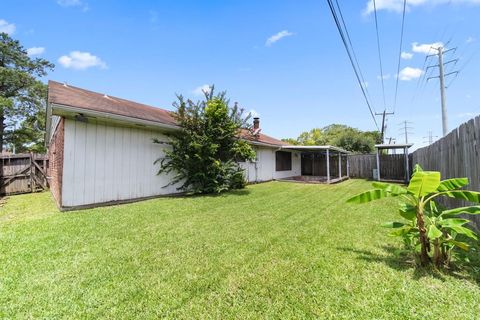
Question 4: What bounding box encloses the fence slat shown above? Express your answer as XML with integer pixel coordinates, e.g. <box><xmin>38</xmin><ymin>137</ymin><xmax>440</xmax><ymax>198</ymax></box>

<box><xmin>0</xmin><ymin>153</ymin><xmax>49</xmax><ymax>195</ymax></box>
<box><xmin>411</xmin><ymin>115</ymin><xmax>480</xmax><ymax>228</ymax></box>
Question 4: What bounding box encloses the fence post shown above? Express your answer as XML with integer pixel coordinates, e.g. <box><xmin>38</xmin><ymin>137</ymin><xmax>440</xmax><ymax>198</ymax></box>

<box><xmin>338</xmin><ymin>152</ymin><xmax>342</xmax><ymax>178</ymax></box>
<box><xmin>30</xmin><ymin>153</ymin><xmax>34</xmax><ymax>193</ymax></box>
<box><xmin>404</xmin><ymin>147</ymin><xmax>410</xmax><ymax>183</ymax></box>
<box><xmin>326</xmin><ymin>149</ymin><xmax>330</xmax><ymax>183</ymax></box>
<box><xmin>346</xmin><ymin>155</ymin><xmax>350</xmax><ymax>178</ymax></box>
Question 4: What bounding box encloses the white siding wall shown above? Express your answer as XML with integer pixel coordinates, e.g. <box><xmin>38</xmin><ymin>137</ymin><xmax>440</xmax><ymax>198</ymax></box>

<box><xmin>62</xmin><ymin>119</ymin><xmax>180</xmax><ymax>207</ymax></box>
<box><xmin>62</xmin><ymin>118</ymin><xmax>300</xmax><ymax>207</ymax></box>
<box><xmin>239</xmin><ymin>147</ymin><xmax>301</xmax><ymax>183</ymax></box>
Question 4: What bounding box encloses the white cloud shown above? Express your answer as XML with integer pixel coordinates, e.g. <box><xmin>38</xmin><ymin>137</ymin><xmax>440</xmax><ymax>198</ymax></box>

<box><xmin>364</xmin><ymin>0</ymin><xmax>480</xmax><ymax>15</ymax></box>
<box><xmin>249</xmin><ymin>109</ymin><xmax>260</xmax><ymax>118</ymax></box>
<box><xmin>362</xmin><ymin>81</ymin><xmax>369</xmax><ymax>88</ymax></box>
<box><xmin>58</xmin><ymin>51</ymin><xmax>107</xmax><ymax>70</ymax></box>
<box><xmin>57</xmin><ymin>0</ymin><xmax>89</xmax><ymax>11</ymax></box>
<box><xmin>377</xmin><ymin>74</ymin><xmax>391</xmax><ymax>80</ymax></box>
<box><xmin>398</xmin><ymin>67</ymin><xmax>423</xmax><ymax>81</ymax></box>
<box><xmin>0</xmin><ymin>19</ymin><xmax>16</xmax><ymax>35</ymax></box>
<box><xmin>401</xmin><ymin>52</ymin><xmax>413</xmax><ymax>59</ymax></box>
<box><xmin>192</xmin><ymin>84</ymin><xmax>212</xmax><ymax>96</ymax></box>
<box><xmin>265</xmin><ymin>30</ymin><xmax>294</xmax><ymax>47</ymax></box>
<box><xmin>466</xmin><ymin>36</ymin><xmax>476</xmax><ymax>43</ymax></box>
<box><xmin>412</xmin><ymin>42</ymin><xmax>443</xmax><ymax>54</ymax></box>
<box><xmin>26</xmin><ymin>47</ymin><xmax>45</xmax><ymax>57</ymax></box>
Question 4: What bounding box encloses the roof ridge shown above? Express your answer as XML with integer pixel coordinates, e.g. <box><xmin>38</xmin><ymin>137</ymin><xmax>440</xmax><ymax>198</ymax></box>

<box><xmin>48</xmin><ymin>80</ymin><xmax>173</xmax><ymax>115</ymax></box>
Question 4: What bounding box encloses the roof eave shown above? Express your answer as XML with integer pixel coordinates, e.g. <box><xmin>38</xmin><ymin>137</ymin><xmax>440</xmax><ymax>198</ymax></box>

<box><xmin>50</xmin><ymin>102</ymin><xmax>180</xmax><ymax>132</ymax></box>
<box><xmin>241</xmin><ymin>139</ymin><xmax>286</xmax><ymax>148</ymax></box>
<box><xmin>375</xmin><ymin>143</ymin><xmax>413</xmax><ymax>149</ymax></box>
<box><xmin>280</xmin><ymin>145</ymin><xmax>351</xmax><ymax>154</ymax></box>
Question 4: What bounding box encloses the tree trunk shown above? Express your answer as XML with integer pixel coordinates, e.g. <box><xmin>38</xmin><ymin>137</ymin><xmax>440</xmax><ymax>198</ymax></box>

<box><xmin>416</xmin><ymin>207</ymin><xmax>430</xmax><ymax>266</ymax></box>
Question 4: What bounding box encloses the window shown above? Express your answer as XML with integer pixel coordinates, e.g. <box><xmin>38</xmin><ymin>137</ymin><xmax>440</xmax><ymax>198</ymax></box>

<box><xmin>276</xmin><ymin>151</ymin><xmax>292</xmax><ymax>171</ymax></box>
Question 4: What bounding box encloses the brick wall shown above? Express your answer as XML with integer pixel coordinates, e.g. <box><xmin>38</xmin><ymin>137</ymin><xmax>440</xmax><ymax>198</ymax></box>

<box><xmin>47</xmin><ymin>117</ymin><xmax>64</xmax><ymax>207</ymax></box>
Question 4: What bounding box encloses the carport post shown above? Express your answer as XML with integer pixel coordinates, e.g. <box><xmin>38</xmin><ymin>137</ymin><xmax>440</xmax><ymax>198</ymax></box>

<box><xmin>326</xmin><ymin>149</ymin><xmax>330</xmax><ymax>183</ymax></box>
<box><xmin>338</xmin><ymin>151</ymin><xmax>342</xmax><ymax>178</ymax></box>
<box><xmin>376</xmin><ymin>148</ymin><xmax>381</xmax><ymax>181</ymax></box>
<box><xmin>311</xmin><ymin>153</ymin><xmax>314</xmax><ymax>176</ymax></box>
<box><xmin>404</xmin><ymin>146</ymin><xmax>410</xmax><ymax>183</ymax></box>
<box><xmin>346</xmin><ymin>154</ymin><xmax>350</xmax><ymax>177</ymax></box>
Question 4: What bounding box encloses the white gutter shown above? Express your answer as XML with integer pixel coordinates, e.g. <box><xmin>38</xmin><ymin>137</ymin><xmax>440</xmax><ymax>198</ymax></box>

<box><xmin>243</xmin><ymin>139</ymin><xmax>287</xmax><ymax>149</ymax></box>
<box><xmin>48</xmin><ymin>103</ymin><xmax>289</xmax><ymax>150</ymax></box>
<box><xmin>281</xmin><ymin>145</ymin><xmax>351</xmax><ymax>154</ymax></box>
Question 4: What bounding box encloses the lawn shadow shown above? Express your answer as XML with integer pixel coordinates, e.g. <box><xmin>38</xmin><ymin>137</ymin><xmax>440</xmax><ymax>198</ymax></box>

<box><xmin>338</xmin><ymin>245</ymin><xmax>480</xmax><ymax>285</ymax></box>
<box><xmin>181</xmin><ymin>188</ymin><xmax>251</xmax><ymax>200</ymax></box>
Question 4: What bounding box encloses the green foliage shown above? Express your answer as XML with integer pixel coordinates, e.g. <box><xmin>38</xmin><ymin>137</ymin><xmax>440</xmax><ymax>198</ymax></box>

<box><xmin>0</xmin><ymin>33</ymin><xmax>53</xmax><ymax>152</ymax></box>
<box><xmin>155</xmin><ymin>86</ymin><xmax>255</xmax><ymax>194</ymax></box>
<box><xmin>3</xmin><ymin>181</ymin><xmax>480</xmax><ymax>318</ymax></box>
<box><xmin>284</xmin><ymin>124</ymin><xmax>381</xmax><ymax>153</ymax></box>
<box><xmin>3</xmin><ymin>82</ymin><xmax>47</xmax><ymax>153</ymax></box>
<box><xmin>348</xmin><ymin>165</ymin><xmax>480</xmax><ymax>268</ymax></box>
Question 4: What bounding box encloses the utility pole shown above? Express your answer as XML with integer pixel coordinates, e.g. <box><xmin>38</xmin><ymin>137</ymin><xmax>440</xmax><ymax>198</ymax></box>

<box><xmin>385</xmin><ymin>137</ymin><xmax>396</xmax><ymax>153</ymax></box>
<box><xmin>375</xmin><ymin>109</ymin><xmax>394</xmax><ymax>143</ymax></box>
<box><xmin>426</xmin><ymin>46</ymin><xmax>459</xmax><ymax>136</ymax></box>
<box><xmin>423</xmin><ymin>131</ymin><xmax>438</xmax><ymax>145</ymax></box>
<box><xmin>398</xmin><ymin>121</ymin><xmax>413</xmax><ymax>144</ymax></box>
<box><xmin>438</xmin><ymin>47</ymin><xmax>447</xmax><ymax>136</ymax></box>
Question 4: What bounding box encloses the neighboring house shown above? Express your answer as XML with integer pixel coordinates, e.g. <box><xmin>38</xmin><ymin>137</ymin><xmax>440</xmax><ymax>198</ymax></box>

<box><xmin>46</xmin><ymin>81</ymin><xmax>349</xmax><ymax>209</ymax></box>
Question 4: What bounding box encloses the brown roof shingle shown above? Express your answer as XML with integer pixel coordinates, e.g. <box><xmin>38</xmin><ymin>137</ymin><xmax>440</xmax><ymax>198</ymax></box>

<box><xmin>48</xmin><ymin>80</ymin><xmax>288</xmax><ymax>147</ymax></box>
<box><xmin>239</xmin><ymin>129</ymin><xmax>289</xmax><ymax>147</ymax></box>
<box><xmin>48</xmin><ymin>80</ymin><xmax>177</xmax><ymax>126</ymax></box>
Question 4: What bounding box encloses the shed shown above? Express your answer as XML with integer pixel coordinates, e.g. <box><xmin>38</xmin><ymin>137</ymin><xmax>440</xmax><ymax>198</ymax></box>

<box><xmin>374</xmin><ymin>143</ymin><xmax>413</xmax><ymax>183</ymax></box>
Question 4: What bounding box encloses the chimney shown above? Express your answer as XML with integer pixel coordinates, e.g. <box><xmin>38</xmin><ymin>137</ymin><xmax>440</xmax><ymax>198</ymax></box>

<box><xmin>253</xmin><ymin>117</ymin><xmax>260</xmax><ymax>130</ymax></box>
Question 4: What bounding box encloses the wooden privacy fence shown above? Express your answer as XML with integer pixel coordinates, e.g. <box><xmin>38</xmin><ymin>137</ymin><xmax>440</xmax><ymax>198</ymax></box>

<box><xmin>411</xmin><ymin>115</ymin><xmax>480</xmax><ymax>228</ymax></box>
<box><xmin>348</xmin><ymin>153</ymin><xmax>411</xmax><ymax>181</ymax></box>
<box><xmin>348</xmin><ymin>154</ymin><xmax>376</xmax><ymax>179</ymax></box>
<box><xmin>0</xmin><ymin>154</ymin><xmax>49</xmax><ymax>195</ymax></box>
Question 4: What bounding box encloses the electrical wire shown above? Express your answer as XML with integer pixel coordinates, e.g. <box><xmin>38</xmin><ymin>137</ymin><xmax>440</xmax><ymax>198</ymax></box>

<box><xmin>373</xmin><ymin>0</ymin><xmax>387</xmax><ymax>110</ymax></box>
<box><xmin>333</xmin><ymin>0</ymin><xmax>373</xmax><ymax>103</ymax></box>
<box><xmin>326</xmin><ymin>0</ymin><xmax>379</xmax><ymax>130</ymax></box>
<box><xmin>392</xmin><ymin>0</ymin><xmax>407</xmax><ymax>113</ymax></box>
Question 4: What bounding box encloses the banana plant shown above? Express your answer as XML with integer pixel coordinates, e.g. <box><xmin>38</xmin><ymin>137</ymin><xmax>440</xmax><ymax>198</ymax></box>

<box><xmin>347</xmin><ymin>165</ymin><xmax>480</xmax><ymax>267</ymax></box>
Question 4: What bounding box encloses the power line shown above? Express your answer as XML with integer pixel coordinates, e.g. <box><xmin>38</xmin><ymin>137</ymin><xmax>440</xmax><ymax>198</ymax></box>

<box><xmin>445</xmin><ymin>47</ymin><xmax>480</xmax><ymax>88</ymax></box>
<box><xmin>398</xmin><ymin>121</ymin><xmax>414</xmax><ymax>144</ymax></box>
<box><xmin>372</xmin><ymin>0</ymin><xmax>387</xmax><ymax>110</ymax></box>
<box><xmin>426</xmin><ymin>46</ymin><xmax>459</xmax><ymax>136</ymax></box>
<box><xmin>326</xmin><ymin>0</ymin><xmax>379</xmax><ymax>130</ymax></box>
<box><xmin>423</xmin><ymin>131</ymin><xmax>438</xmax><ymax>144</ymax></box>
<box><xmin>375</xmin><ymin>110</ymin><xmax>394</xmax><ymax>143</ymax></box>
<box><xmin>393</xmin><ymin>0</ymin><xmax>407</xmax><ymax>113</ymax></box>
<box><xmin>333</xmin><ymin>0</ymin><xmax>373</xmax><ymax>103</ymax></box>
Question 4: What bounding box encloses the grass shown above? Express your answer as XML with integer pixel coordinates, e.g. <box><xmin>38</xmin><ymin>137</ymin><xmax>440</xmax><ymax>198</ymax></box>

<box><xmin>1</xmin><ymin>180</ymin><xmax>480</xmax><ymax>319</ymax></box>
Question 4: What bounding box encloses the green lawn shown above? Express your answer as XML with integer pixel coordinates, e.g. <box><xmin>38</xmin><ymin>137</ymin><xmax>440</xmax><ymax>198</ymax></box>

<box><xmin>1</xmin><ymin>180</ymin><xmax>479</xmax><ymax>319</ymax></box>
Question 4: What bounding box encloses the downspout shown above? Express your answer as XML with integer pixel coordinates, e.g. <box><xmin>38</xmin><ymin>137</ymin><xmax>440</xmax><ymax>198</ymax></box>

<box><xmin>254</xmin><ymin>146</ymin><xmax>259</xmax><ymax>182</ymax></box>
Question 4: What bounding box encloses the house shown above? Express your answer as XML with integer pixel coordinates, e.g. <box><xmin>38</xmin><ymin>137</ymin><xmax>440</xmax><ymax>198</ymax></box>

<box><xmin>46</xmin><ymin>81</ymin><xmax>349</xmax><ymax>209</ymax></box>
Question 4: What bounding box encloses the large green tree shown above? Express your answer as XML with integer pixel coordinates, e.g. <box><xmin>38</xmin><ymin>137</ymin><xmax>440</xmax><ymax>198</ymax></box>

<box><xmin>0</xmin><ymin>33</ymin><xmax>53</xmax><ymax>153</ymax></box>
<box><xmin>155</xmin><ymin>87</ymin><xmax>256</xmax><ymax>194</ymax></box>
<box><xmin>283</xmin><ymin>124</ymin><xmax>381</xmax><ymax>153</ymax></box>
<box><xmin>3</xmin><ymin>82</ymin><xmax>47</xmax><ymax>153</ymax></box>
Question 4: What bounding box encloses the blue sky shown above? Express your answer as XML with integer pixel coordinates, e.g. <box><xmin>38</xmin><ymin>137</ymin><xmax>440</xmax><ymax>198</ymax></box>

<box><xmin>2</xmin><ymin>0</ymin><xmax>480</xmax><ymax>149</ymax></box>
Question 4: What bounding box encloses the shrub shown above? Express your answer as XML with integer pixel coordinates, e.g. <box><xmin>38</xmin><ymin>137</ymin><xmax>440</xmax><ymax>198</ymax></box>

<box><xmin>155</xmin><ymin>87</ymin><xmax>255</xmax><ymax>194</ymax></box>
<box><xmin>347</xmin><ymin>165</ymin><xmax>480</xmax><ymax>267</ymax></box>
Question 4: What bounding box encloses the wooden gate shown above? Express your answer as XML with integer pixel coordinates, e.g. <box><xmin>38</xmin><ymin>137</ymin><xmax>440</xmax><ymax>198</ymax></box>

<box><xmin>0</xmin><ymin>154</ymin><xmax>49</xmax><ymax>195</ymax></box>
